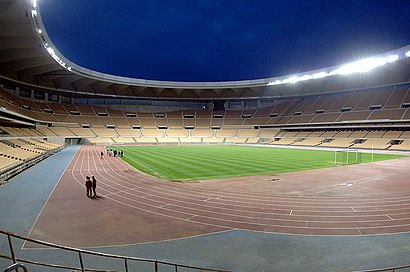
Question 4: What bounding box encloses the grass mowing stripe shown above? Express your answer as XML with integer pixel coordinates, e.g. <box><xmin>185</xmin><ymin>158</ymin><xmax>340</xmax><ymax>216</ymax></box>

<box><xmin>134</xmin><ymin>148</ymin><xmax>249</xmax><ymax>178</ymax></box>
<box><xmin>150</xmin><ymin>147</ymin><xmax>282</xmax><ymax>173</ymax></box>
<box><xmin>156</xmin><ymin>146</ymin><xmax>323</xmax><ymax>170</ymax></box>
<box><xmin>123</xmin><ymin>147</ymin><xmax>218</xmax><ymax>179</ymax></box>
<box><xmin>158</xmin><ymin>146</ymin><xmax>338</xmax><ymax>172</ymax></box>
<box><xmin>126</xmin><ymin>146</ymin><xmax>351</xmax><ymax>177</ymax></box>
<box><xmin>110</xmin><ymin>145</ymin><xmax>406</xmax><ymax>181</ymax></box>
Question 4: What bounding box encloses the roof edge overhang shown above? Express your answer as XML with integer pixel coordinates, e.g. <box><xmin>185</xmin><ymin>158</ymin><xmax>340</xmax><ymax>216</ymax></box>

<box><xmin>29</xmin><ymin>0</ymin><xmax>410</xmax><ymax>90</ymax></box>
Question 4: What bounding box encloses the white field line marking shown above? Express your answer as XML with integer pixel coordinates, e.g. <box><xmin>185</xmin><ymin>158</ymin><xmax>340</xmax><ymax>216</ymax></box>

<box><xmin>303</xmin><ymin>174</ymin><xmax>390</xmax><ymax>195</ymax></box>
<box><xmin>357</xmin><ymin>228</ymin><xmax>363</xmax><ymax>235</ymax></box>
<box><xmin>77</xmin><ymin>151</ymin><xmax>410</xmax><ymax>221</ymax></box>
<box><xmin>102</xmin><ymin>147</ymin><xmax>410</xmax><ymax>203</ymax></box>
<box><xmin>185</xmin><ymin>215</ymin><xmax>197</xmax><ymax>221</ymax></box>
<box><xmin>103</xmin><ymin>187</ymin><xmax>140</xmax><ymax>197</ymax></box>
<box><xmin>351</xmin><ymin>207</ymin><xmax>357</xmax><ymax>212</ymax></box>
<box><xmin>204</xmin><ymin>196</ymin><xmax>223</xmax><ymax>202</ymax></box>
<box><xmin>386</xmin><ymin>214</ymin><xmax>394</xmax><ymax>220</ymax></box>
<box><xmin>290</xmin><ymin>210</ymin><xmax>293</xmax><ymax>215</ymax></box>
<box><xmin>83</xmin><ymin>148</ymin><xmax>410</xmax><ymax>220</ymax></box>
<box><xmin>70</xmin><ymin>146</ymin><xmax>410</xmax><ymax>232</ymax></box>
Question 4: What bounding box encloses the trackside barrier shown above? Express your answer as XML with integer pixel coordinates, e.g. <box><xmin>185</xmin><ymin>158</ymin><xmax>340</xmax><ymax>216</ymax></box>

<box><xmin>0</xmin><ymin>146</ymin><xmax>65</xmax><ymax>184</ymax></box>
<box><xmin>0</xmin><ymin>229</ymin><xmax>231</xmax><ymax>272</ymax></box>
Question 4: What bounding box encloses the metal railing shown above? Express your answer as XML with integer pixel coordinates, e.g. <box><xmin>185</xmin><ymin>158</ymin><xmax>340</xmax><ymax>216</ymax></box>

<box><xmin>4</xmin><ymin>263</ymin><xmax>28</xmax><ymax>272</ymax></box>
<box><xmin>0</xmin><ymin>229</ymin><xmax>231</xmax><ymax>272</ymax></box>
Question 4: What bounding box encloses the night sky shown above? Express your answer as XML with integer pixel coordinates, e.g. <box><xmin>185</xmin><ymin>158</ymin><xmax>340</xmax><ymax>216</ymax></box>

<box><xmin>39</xmin><ymin>0</ymin><xmax>410</xmax><ymax>82</ymax></box>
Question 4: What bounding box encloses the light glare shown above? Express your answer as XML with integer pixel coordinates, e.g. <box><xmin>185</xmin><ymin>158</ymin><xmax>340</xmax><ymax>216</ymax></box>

<box><xmin>331</xmin><ymin>57</ymin><xmax>388</xmax><ymax>75</ymax></box>
<box><xmin>283</xmin><ymin>76</ymin><xmax>299</xmax><ymax>84</ymax></box>
<box><xmin>32</xmin><ymin>0</ymin><xmax>37</xmax><ymax>8</ymax></box>
<box><xmin>405</xmin><ymin>51</ymin><xmax>410</xmax><ymax>58</ymax></box>
<box><xmin>387</xmin><ymin>55</ymin><xmax>399</xmax><ymax>62</ymax></box>
<box><xmin>312</xmin><ymin>72</ymin><xmax>328</xmax><ymax>79</ymax></box>
<box><xmin>300</xmin><ymin>75</ymin><xmax>312</xmax><ymax>81</ymax></box>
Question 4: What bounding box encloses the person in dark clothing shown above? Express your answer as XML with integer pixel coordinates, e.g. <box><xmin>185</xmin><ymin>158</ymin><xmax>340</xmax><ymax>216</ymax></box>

<box><xmin>100</xmin><ymin>151</ymin><xmax>104</xmax><ymax>159</ymax></box>
<box><xmin>91</xmin><ymin>176</ymin><xmax>97</xmax><ymax>197</ymax></box>
<box><xmin>85</xmin><ymin>176</ymin><xmax>92</xmax><ymax>198</ymax></box>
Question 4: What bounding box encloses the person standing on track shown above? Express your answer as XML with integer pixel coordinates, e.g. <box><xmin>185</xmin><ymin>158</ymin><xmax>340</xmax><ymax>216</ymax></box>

<box><xmin>92</xmin><ymin>176</ymin><xmax>97</xmax><ymax>197</ymax></box>
<box><xmin>85</xmin><ymin>176</ymin><xmax>92</xmax><ymax>198</ymax></box>
<box><xmin>100</xmin><ymin>151</ymin><xmax>104</xmax><ymax>159</ymax></box>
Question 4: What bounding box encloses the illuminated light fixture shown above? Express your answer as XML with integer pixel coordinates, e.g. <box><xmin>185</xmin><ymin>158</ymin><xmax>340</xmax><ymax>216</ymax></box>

<box><xmin>387</xmin><ymin>55</ymin><xmax>399</xmax><ymax>62</ymax></box>
<box><xmin>267</xmin><ymin>80</ymin><xmax>282</xmax><ymax>86</ymax></box>
<box><xmin>68</xmin><ymin>67</ymin><xmax>72</xmax><ymax>71</ymax></box>
<box><xmin>283</xmin><ymin>76</ymin><xmax>300</xmax><ymax>84</ymax></box>
<box><xmin>37</xmin><ymin>29</ymin><xmax>42</xmax><ymax>34</ymax></box>
<box><xmin>312</xmin><ymin>72</ymin><xmax>329</xmax><ymax>79</ymax></box>
<box><xmin>406</xmin><ymin>51</ymin><xmax>410</xmax><ymax>58</ymax></box>
<box><xmin>31</xmin><ymin>9</ymin><xmax>37</xmax><ymax>17</ymax></box>
<box><xmin>46</xmin><ymin>47</ymin><xmax>54</xmax><ymax>54</ymax></box>
<box><xmin>32</xmin><ymin>0</ymin><xmax>37</xmax><ymax>8</ymax></box>
<box><xmin>331</xmin><ymin>57</ymin><xmax>388</xmax><ymax>75</ymax></box>
<box><xmin>300</xmin><ymin>75</ymin><xmax>312</xmax><ymax>81</ymax></box>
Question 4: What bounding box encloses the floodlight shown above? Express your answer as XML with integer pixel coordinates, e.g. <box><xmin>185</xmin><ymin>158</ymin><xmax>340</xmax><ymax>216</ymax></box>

<box><xmin>387</xmin><ymin>55</ymin><xmax>399</xmax><ymax>62</ymax></box>
<box><xmin>37</xmin><ymin>29</ymin><xmax>42</xmax><ymax>34</ymax></box>
<box><xmin>267</xmin><ymin>80</ymin><xmax>282</xmax><ymax>86</ymax></box>
<box><xmin>300</xmin><ymin>75</ymin><xmax>312</xmax><ymax>81</ymax></box>
<box><xmin>68</xmin><ymin>67</ymin><xmax>72</xmax><ymax>71</ymax></box>
<box><xmin>406</xmin><ymin>51</ymin><xmax>410</xmax><ymax>58</ymax></box>
<box><xmin>31</xmin><ymin>9</ymin><xmax>37</xmax><ymax>17</ymax></box>
<box><xmin>46</xmin><ymin>47</ymin><xmax>54</xmax><ymax>54</ymax></box>
<box><xmin>32</xmin><ymin>0</ymin><xmax>37</xmax><ymax>8</ymax></box>
<box><xmin>283</xmin><ymin>76</ymin><xmax>299</xmax><ymax>84</ymax></box>
<box><xmin>312</xmin><ymin>72</ymin><xmax>328</xmax><ymax>79</ymax></box>
<box><xmin>331</xmin><ymin>57</ymin><xmax>387</xmax><ymax>75</ymax></box>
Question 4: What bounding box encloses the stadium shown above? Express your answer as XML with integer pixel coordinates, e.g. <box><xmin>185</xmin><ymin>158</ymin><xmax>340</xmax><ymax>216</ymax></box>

<box><xmin>1</xmin><ymin>0</ymin><xmax>410</xmax><ymax>271</ymax></box>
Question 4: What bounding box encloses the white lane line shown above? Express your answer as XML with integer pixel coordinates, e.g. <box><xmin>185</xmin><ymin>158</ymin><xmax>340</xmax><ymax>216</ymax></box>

<box><xmin>351</xmin><ymin>207</ymin><xmax>357</xmax><ymax>212</ymax></box>
<box><xmin>386</xmin><ymin>214</ymin><xmax>394</xmax><ymax>220</ymax></box>
<box><xmin>357</xmin><ymin>228</ymin><xmax>363</xmax><ymax>235</ymax></box>
<box><xmin>185</xmin><ymin>215</ymin><xmax>197</xmax><ymax>221</ymax></box>
<box><xmin>290</xmin><ymin>210</ymin><xmax>293</xmax><ymax>215</ymax></box>
<box><xmin>22</xmin><ymin>146</ymin><xmax>80</xmax><ymax>249</ymax></box>
<box><xmin>204</xmin><ymin>196</ymin><xmax>223</xmax><ymax>202</ymax></box>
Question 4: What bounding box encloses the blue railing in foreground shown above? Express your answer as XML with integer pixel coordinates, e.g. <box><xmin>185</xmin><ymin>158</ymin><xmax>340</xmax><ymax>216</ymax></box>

<box><xmin>0</xmin><ymin>229</ymin><xmax>231</xmax><ymax>272</ymax></box>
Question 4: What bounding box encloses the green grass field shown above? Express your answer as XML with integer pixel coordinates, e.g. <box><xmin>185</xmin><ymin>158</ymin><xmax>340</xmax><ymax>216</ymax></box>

<box><xmin>110</xmin><ymin>145</ymin><xmax>406</xmax><ymax>181</ymax></box>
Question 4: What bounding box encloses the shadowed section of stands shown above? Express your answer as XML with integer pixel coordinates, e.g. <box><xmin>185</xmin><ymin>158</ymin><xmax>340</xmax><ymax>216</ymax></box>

<box><xmin>0</xmin><ymin>137</ymin><xmax>64</xmax><ymax>183</ymax></box>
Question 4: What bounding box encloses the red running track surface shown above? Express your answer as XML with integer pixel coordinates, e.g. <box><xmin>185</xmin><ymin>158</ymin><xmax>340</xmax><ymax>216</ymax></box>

<box><xmin>26</xmin><ymin>145</ymin><xmax>410</xmax><ymax>248</ymax></box>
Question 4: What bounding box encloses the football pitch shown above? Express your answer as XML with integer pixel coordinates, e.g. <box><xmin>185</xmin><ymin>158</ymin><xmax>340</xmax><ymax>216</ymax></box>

<box><xmin>111</xmin><ymin>145</ymin><xmax>405</xmax><ymax>181</ymax></box>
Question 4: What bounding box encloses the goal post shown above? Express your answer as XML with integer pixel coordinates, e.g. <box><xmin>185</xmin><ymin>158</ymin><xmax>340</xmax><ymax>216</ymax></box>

<box><xmin>334</xmin><ymin>148</ymin><xmax>363</xmax><ymax>166</ymax></box>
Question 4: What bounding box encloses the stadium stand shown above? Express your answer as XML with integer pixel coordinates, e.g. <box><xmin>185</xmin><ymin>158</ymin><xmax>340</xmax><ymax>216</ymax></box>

<box><xmin>0</xmin><ymin>84</ymin><xmax>409</xmax><ymax>150</ymax></box>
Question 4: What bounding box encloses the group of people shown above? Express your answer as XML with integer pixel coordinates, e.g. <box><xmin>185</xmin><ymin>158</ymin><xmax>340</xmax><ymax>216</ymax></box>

<box><xmin>101</xmin><ymin>148</ymin><xmax>124</xmax><ymax>158</ymax></box>
<box><xmin>85</xmin><ymin>176</ymin><xmax>97</xmax><ymax>198</ymax></box>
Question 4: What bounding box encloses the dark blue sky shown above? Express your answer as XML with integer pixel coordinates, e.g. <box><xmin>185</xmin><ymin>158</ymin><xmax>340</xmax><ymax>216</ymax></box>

<box><xmin>40</xmin><ymin>0</ymin><xmax>410</xmax><ymax>82</ymax></box>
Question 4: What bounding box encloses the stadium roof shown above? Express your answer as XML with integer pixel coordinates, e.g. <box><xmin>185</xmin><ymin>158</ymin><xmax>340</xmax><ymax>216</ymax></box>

<box><xmin>0</xmin><ymin>0</ymin><xmax>410</xmax><ymax>100</ymax></box>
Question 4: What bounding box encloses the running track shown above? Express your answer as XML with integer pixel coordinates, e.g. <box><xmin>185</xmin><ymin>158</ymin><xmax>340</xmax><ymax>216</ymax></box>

<box><xmin>27</xmin><ymin>145</ymin><xmax>410</xmax><ymax>247</ymax></box>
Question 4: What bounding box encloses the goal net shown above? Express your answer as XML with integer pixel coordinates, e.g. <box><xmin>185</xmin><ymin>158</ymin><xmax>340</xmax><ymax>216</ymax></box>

<box><xmin>334</xmin><ymin>148</ymin><xmax>363</xmax><ymax>166</ymax></box>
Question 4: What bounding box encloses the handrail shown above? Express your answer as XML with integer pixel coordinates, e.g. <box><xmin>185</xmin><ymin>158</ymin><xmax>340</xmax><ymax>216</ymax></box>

<box><xmin>3</xmin><ymin>263</ymin><xmax>28</xmax><ymax>272</ymax></box>
<box><xmin>0</xmin><ymin>229</ymin><xmax>231</xmax><ymax>272</ymax></box>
